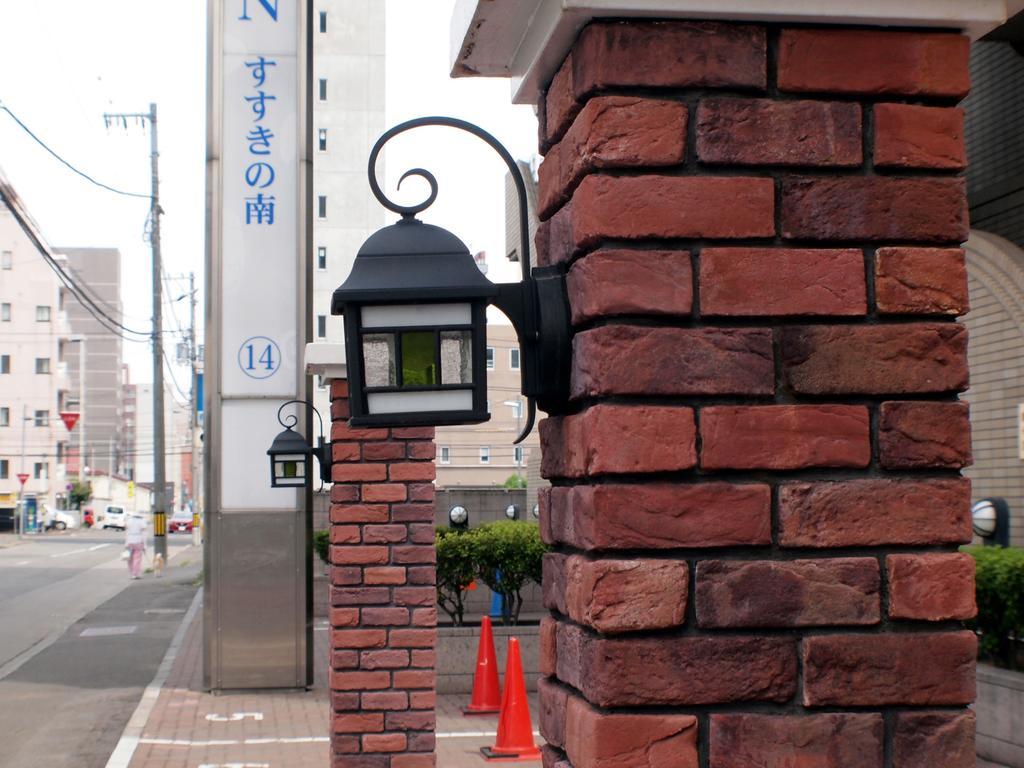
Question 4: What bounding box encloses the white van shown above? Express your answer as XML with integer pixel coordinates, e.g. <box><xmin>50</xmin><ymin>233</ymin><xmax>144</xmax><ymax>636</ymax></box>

<box><xmin>100</xmin><ymin>505</ymin><xmax>127</xmax><ymax>530</ymax></box>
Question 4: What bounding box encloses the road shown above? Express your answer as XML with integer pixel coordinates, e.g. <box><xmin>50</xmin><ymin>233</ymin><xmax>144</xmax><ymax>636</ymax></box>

<box><xmin>0</xmin><ymin>528</ymin><xmax>199</xmax><ymax>768</ymax></box>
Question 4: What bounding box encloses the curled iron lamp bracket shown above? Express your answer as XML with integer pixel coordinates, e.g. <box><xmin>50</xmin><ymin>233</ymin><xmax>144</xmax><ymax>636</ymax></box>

<box><xmin>367</xmin><ymin>117</ymin><xmax>571</xmax><ymax>443</ymax></box>
<box><xmin>275</xmin><ymin>399</ymin><xmax>332</xmax><ymax>489</ymax></box>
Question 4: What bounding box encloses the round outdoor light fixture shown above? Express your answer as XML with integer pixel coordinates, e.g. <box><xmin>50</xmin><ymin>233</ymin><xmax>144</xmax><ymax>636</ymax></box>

<box><xmin>505</xmin><ymin>504</ymin><xmax>519</xmax><ymax>521</ymax></box>
<box><xmin>972</xmin><ymin>499</ymin><xmax>997</xmax><ymax>538</ymax></box>
<box><xmin>531</xmin><ymin>503</ymin><xmax>539</xmax><ymax>519</ymax></box>
<box><xmin>972</xmin><ymin>497</ymin><xmax>1010</xmax><ymax>546</ymax></box>
<box><xmin>332</xmin><ymin>117</ymin><xmax>571</xmax><ymax>443</ymax></box>
<box><xmin>448</xmin><ymin>504</ymin><xmax>469</xmax><ymax>531</ymax></box>
<box><xmin>266</xmin><ymin>400</ymin><xmax>332</xmax><ymax>489</ymax></box>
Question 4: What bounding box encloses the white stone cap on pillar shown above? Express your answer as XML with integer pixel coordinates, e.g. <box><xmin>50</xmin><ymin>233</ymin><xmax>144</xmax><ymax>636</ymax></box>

<box><xmin>304</xmin><ymin>342</ymin><xmax>347</xmax><ymax>382</ymax></box>
<box><xmin>451</xmin><ymin>0</ymin><xmax>1024</xmax><ymax>104</ymax></box>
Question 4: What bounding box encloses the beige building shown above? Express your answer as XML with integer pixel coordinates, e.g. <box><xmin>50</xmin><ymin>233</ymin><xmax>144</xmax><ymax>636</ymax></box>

<box><xmin>310</xmin><ymin>0</ymin><xmax>386</xmax><ymax>427</ymax></box>
<box><xmin>0</xmin><ymin>173</ymin><xmax>72</xmax><ymax>509</ymax></box>
<box><xmin>435</xmin><ymin>323</ymin><xmax>539</xmax><ymax>487</ymax></box>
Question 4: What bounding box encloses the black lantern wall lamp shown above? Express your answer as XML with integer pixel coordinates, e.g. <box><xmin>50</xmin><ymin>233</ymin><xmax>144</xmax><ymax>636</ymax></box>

<box><xmin>331</xmin><ymin>117</ymin><xmax>571</xmax><ymax>442</ymax></box>
<box><xmin>266</xmin><ymin>400</ymin><xmax>332</xmax><ymax>489</ymax></box>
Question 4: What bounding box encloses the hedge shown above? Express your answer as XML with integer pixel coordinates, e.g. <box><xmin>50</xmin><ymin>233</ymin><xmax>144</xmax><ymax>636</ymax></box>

<box><xmin>436</xmin><ymin>521</ymin><xmax>547</xmax><ymax>626</ymax></box>
<box><xmin>965</xmin><ymin>545</ymin><xmax>1024</xmax><ymax>670</ymax></box>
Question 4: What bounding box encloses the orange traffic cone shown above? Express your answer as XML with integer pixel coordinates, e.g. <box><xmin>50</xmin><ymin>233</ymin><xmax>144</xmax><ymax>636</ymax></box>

<box><xmin>481</xmin><ymin>637</ymin><xmax>541</xmax><ymax>762</ymax></box>
<box><xmin>464</xmin><ymin>616</ymin><xmax>501</xmax><ymax>715</ymax></box>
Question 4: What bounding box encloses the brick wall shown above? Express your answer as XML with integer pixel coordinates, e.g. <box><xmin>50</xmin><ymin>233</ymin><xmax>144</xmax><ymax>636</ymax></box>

<box><xmin>535</xmin><ymin>21</ymin><xmax>976</xmax><ymax>767</ymax></box>
<box><xmin>328</xmin><ymin>379</ymin><xmax>438</xmax><ymax>768</ymax></box>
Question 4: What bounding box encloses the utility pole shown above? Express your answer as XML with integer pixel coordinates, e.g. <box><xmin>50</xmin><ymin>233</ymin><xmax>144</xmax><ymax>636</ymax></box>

<box><xmin>105</xmin><ymin>103</ymin><xmax>166</xmax><ymax>558</ymax></box>
<box><xmin>188</xmin><ymin>271</ymin><xmax>201</xmax><ymax>545</ymax></box>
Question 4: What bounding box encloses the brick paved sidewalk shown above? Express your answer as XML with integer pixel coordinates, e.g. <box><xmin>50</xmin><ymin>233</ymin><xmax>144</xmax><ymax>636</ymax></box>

<box><xmin>125</xmin><ymin>601</ymin><xmax>541</xmax><ymax>767</ymax></box>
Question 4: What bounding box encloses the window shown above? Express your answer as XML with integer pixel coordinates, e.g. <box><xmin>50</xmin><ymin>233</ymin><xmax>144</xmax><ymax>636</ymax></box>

<box><xmin>486</xmin><ymin>347</ymin><xmax>495</xmax><ymax>369</ymax></box>
<box><xmin>440</xmin><ymin>446</ymin><xmax>451</xmax><ymax>464</ymax></box>
<box><xmin>1</xmin><ymin>251</ymin><xmax>11</xmax><ymax>269</ymax></box>
<box><xmin>1</xmin><ymin>303</ymin><xmax>9</xmax><ymax>322</ymax></box>
<box><xmin>35</xmin><ymin>358</ymin><xmax>50</xmax><ymax>374</ymax></box>
<box><xmin>318</xmin><ymin>128</ymin><xmax>327</xmax><ymax>152</ymax></box>
<box><xmin>510</xmin><ymin>347</ymin><xmax>520</xmax><ymax>370</ymax></box>
<box><xmin>0</xmin><ymin>407</ymin><xmax>8</xmax><ymax>426</ymax></box>
<box><xmin>36</xmin><ymin>305</ymin><xmax>51</xmax><ymax>322</ymax></box>
<box><xmin>1</xmin><ymin>355</ymin><xmax>9</xmax><ymax>374</ymax></box>
<box><xmin>318</xmin><ymin>78</ymin><xmax>327</xmax><ymax>101</ymax></box>
<box><xmin>514</xmin><ymin>445</ymin><xmax>524</xmax><ymax>464</ymax></box>
<box><xmin>317</xmin><ymin>246</ymin><xmax>327</xmax><ymax>270</ymax></box>
<box><xmin>33</xmin><ymin>462</ymin><xmax>48</xmax><ymax>480</ymax></box>
<box><xmin>318</xmin><ymin>195</ymin><xmax>327</xmax><ymax>218</ymax></box>
<box><xmin>486</xmin><ymin>399</ymin><xmax>491</xmax><ymax>414</ymax></box>
<box><xmin>0</xmin><ymin>460</ymin><xmax>7</xmax><ymax>480</ymax></box>
<box><xmin>508</xmin><ymin>400</ymin><xmax>522</xmax><ymax>419</ymax></box>
<box><xmin>34</xmin><ymin>410</ymin><xmax>49</xmax><ymax>427</ymax></box>
<box><xmin>317</xmin><ymin>314</ymin><xmax>327</xmax><ymax>338</ymax></box>
<box><xmin>319</xmin><ymin>9</ymin><xmax>327</xmax><ymax>32</ymax></box>
<box><xmin>479</xmin><ymin>446</ymin><xmax>490</xmax><ymax>464</ymax></box>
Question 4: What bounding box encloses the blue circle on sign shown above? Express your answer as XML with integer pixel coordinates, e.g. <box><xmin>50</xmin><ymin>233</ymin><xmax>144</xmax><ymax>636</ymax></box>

<box><xmin>238</xmin><ymin>336</ymin><xmax>281</xmax><ymax>379</ymax></box>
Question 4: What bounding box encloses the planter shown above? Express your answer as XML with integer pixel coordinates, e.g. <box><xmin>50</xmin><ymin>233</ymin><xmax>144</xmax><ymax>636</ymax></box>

<box><xmin>437</xmin><ymin>623</ymin><xmax>540</xmax><ymax>694</ymax></box>
<box><xmin>977</xmin><ymin>662</ymin><xmax>1024</xmax><ymax>767</ymax></box>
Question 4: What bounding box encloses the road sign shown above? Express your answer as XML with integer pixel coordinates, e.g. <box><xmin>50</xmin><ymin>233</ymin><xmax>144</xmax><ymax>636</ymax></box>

<box><xmin>16</xmin><ymin>473</ymin><xmax>29</xmax><ymax>486</ymax></box>
<box><xmin>59</xmin><ymin>411</ymin><xmax>80</xmax><ymax>431</ymax></box>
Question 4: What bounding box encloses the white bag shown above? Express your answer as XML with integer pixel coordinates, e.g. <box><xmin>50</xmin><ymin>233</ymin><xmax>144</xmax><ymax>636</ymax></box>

<box><xmin>121</xmin><ymin>548</ymin><xmax>130</xmax><ymax>561</ymax></box>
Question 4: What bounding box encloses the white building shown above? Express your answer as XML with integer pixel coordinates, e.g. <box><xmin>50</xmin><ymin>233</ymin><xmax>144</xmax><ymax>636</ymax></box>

<box><xmin>0</xmin><ymin>172</ymin><xmax>72</xmax><ymax>510</ymax></box>
<box><xmin>133</xmin><ymin>381</ymin><xmax>191</xmax><ymax>510</ymax></box>
<box><xmin>310</xmin><ymin>0</ymin><xmax>386</xmax><ymax>424</ymax></box>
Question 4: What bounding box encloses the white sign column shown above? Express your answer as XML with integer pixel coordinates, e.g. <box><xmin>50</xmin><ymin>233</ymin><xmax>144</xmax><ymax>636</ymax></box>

<box><xmin>205</xmin><ymin>0</ymin><xmax>311</xmax><ymax>689</ymax></box>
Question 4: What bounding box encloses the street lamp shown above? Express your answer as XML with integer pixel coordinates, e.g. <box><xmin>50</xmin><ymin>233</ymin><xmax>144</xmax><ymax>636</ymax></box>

<box><xmin>266</xmin><ymin>400</ymin><xmax>332</xmax><ymax>489</ymax></box>
<box><xmin>331</xmin><ymin>117</ymin><xmax>570</xmax><ymax>443</ymax></box>
<box><xmin>972</xmin><ymin>498</ymin><xmax>1010</xmax><ymax>547</ymax></box>
<box><xmin>504</xmin><ymin>503</ymin><xmax>519</xmax><ymax>521</ymax></box>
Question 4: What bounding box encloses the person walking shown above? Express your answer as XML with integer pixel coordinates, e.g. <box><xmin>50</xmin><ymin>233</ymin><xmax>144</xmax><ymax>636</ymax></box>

<box><xmin>124</xmin><ymin>512</ymin><xmax>147</xmax><ymax>580</ymax></box>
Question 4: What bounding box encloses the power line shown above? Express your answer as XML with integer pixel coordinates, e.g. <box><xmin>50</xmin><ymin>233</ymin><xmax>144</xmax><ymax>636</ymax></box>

<box><xmin>0</xmin><ymin>104</ymin><xmax>152</xmax><ymax>200</ymax></box>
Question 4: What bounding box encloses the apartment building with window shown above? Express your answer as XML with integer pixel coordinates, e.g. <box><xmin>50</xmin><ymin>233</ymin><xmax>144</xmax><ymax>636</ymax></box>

<box><xmin>0</xmin><ymin>173</ymin><xmax>72</xmax><ymax>509</ymax></box>
<box><xmin>435</xmin><ymin>323</ymin><xmax>540</xmax><ymax>487</ymax></box>
<box><xmin>55</xmin><ymin>247</ymin><xmax>125</xmax><ymax>477</ymax></box>
<box><xmin>310</xmin><ymin>0</ymin><xmax>386</xmax><ymax>426</ymax></box>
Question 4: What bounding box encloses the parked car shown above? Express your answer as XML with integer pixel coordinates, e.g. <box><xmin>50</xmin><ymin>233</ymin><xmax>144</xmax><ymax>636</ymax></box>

<box><xmin>100</xmin><ymin>505</ymin><xmax>127</xmax><ymax>530</ymax></box>
<box><xmin>169</xmin><ymin>510</ymin><xmax>193</xmax><ymax>533</ymax></box>
<box><xmin>44</xmin><ymin>508</ymin><xmax>79</xmax><ymax>531</ymax></box>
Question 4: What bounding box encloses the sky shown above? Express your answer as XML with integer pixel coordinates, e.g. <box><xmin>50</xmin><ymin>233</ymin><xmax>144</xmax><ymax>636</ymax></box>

<box><xmin>0</xmin><ymin>0</ymin><xmax>537</xmax><ymax>390</ymax></box>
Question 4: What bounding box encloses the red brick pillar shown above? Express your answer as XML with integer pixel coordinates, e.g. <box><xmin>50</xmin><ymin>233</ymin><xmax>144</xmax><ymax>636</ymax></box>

<box><xmin>536</xmin><ymin>22</ymin><xmax>976</xmax><ymax>767</ymax></box>
<box><xmin>328</xmin><ymin>379</ymin><xmax>437</xmax><ymax>768</ymax></box>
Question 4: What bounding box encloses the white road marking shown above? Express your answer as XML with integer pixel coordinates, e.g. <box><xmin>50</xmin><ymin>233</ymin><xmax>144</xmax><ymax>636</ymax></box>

<box><xmin>144</xmin><ymin>608</ymin><xmax>186</xmax><ymax>615</ymax></box>
<box><xmin>436</xmin><ymin>730</ymin><xmax>540</xmax><ymax>738</ymax></box>
<box><xmin>81</xmin><ymin>625</ymin><xmax>137</xmax><ymax>637</ymax></box>
<box><xmin>139</xmin><ymin>736</ymin><xmax>328</xmax><ymax>747</ymax></box>
<box><xmin>198</xmin><ymin>763</ymin><xmax>270</xmax><ymax>768</ymax></box>
<box><xmin>205</xmin><ymin>712</ymin><xmax>264</xmax><ymax>723</ymax></box>
<box><xmin>49</xmin><ymin>543</ymin><xmax>112</xmax><ymax>559</ymax></box>
<box><xmin>14</xmin><ymin>560</ymin><xmax>30</xmax><ymax>566</ymax></box>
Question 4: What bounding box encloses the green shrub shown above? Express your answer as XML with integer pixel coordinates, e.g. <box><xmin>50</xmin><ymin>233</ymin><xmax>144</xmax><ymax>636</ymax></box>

<box><xmin>436</xmin><ymin>528</ymin><xmax>478</xmax><ymax>626</ymax></box>
<box><xmin>313</xmin><ymin>530</ymin><xmax>330</xmax><ymax>564</ymax></box>
<box><xmin>965</xmin><ymin>546</ymin><xmax>1024</xmax><ymax>670</ymax></box>
<box><xmin>471</xmin><ymin>521</ymin><xmax>546</xmax><ymax>625</ymax></box>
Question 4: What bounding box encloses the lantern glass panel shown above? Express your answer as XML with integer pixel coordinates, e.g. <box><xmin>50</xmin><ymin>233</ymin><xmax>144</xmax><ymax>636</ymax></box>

<box><xmin>363</xmin><ymin>333</ymin><xmax>396</xmax><ymax>387</ymax></box>
<box><xmin>274</xmin><ymin>453</ymin><xmax>307</xmax><ymax>485</ymax></box>
<box><xmin>362</xmin><ymin>303</ymin><xmax>471</xmax><ymax>328</ymax></box>
<box><xmin>367</xmin><ymin>389</ymin><xmax>473</xmax><ymax>414</ymax></box>
<box><xmin>440</xmin><ymin>330</ymin><xmax>473</xmax><ymax>384</ymax></box>
<box><xmin>401</xmin><ymin>331</ymin><xmax>437</xmax><ymax>386</ymax></box>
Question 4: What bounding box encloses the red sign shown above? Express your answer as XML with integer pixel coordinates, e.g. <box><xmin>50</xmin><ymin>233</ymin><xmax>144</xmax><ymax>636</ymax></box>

<box><xmin>59</xmin><ymin>412</ymin><xmax>80</xmax><ymax>431</ymax></box>
<box><xmin>16</xmin><ymin>473</ymin><xmax>29</xmax><ymax>486</ymax></box>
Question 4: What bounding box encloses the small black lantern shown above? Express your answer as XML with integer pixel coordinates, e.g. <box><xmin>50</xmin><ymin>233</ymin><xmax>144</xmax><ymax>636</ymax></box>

<box><xmin>332</xmin><ymin>117</ymin><xmax>570</xmax><ymax>443</ymax></box>
<box><xmin>267</xmin><ymin>400</ymin><xmax>332</xmax><ymax>489</ymax></box>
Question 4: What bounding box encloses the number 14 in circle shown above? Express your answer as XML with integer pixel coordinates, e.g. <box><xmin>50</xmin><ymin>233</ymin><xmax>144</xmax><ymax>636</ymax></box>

<box><xmin>238</xmin><ymin>336</ymin><xmax>281</xmax><ymax>379</ymax></box>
